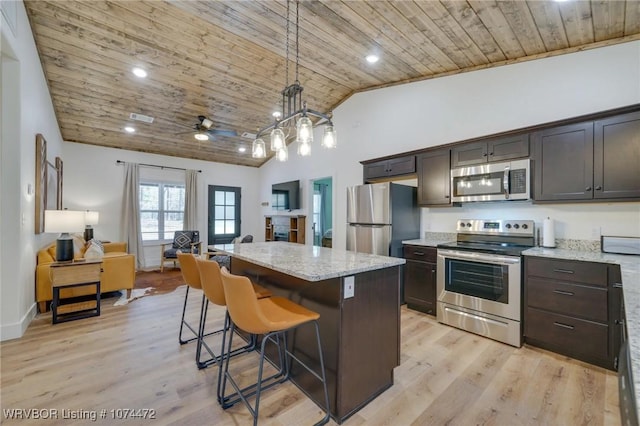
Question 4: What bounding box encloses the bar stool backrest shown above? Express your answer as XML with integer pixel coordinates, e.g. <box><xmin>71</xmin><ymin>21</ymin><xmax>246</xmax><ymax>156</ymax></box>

<box><xmin>177</xmin><ymin>253</ymin><xmax>202</xmax><ymax>290</ymax></box>
<box><xmin>220</xmin><ymin>267</ymin><xmax>272</xmax><ymax>335</ymax></box>
<box><xmin>195</xmin><ymin>258</ymin><xmax>226</xmax><ymax>306</ymax></box>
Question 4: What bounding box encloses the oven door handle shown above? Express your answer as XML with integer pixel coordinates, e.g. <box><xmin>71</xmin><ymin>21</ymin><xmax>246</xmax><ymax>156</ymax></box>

<box><xmin>437</xmin><ymin>249</ymin><xmax>521</xmax><ymax>265</ymax></box>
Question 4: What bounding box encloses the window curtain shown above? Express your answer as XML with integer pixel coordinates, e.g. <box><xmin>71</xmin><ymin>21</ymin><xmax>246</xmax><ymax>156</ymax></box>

<box><xmin>184</xmin><ymin>169</ymin><xmax>198</xmax><ymax>230</ymax></box>
<box><xmin>121</xmin><ymin>162</ymin><xmax>145</xmax><ymax>269</ymax></box>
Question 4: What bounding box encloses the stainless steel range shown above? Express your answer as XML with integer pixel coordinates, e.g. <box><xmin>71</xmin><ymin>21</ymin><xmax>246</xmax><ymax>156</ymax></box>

<box><xmin>436</xmin><ymin>219</ymin><xmax>535</xmax><ymax>347</ymax></box>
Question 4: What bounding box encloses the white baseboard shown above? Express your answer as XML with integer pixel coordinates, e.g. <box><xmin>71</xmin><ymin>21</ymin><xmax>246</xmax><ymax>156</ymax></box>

<box><xmin>0</xmin><ymin>302</ymin><xmax>37</xmax><ymax>342</ymax></box>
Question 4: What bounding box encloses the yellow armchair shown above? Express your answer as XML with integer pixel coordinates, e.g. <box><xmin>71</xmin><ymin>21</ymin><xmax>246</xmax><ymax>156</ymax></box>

<box><xmin>36</xmin><ymin>241</ymin><xmax>136</xmax><ymax>313</ymax></box>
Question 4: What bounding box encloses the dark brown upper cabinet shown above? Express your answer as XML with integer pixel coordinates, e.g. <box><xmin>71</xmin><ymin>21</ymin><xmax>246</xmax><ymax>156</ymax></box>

<box><xmin>451</xmin><ymin>134</ymin><xmax>529</xmax><ymax>168</ymax></box>
<box><xmin>594</xmin><ymin>111</ymin><xmax>640</xmax><ymax>199</ymax></box>
<box><xmin>417</xmin><ymin>149</ymin><xmax>451</xmax><ymax>206</ymax></box>
<box><xmin>533</xmin><ymin>122</ymin><xmax>595</xmax><ymax>201</ymax></box>
<box><xmin>533</xmin><ymin>111</ymin><xmax>640</xmax><ymax>202</ymax></box>
<box><xmin>363</xmin><ymin>155</ymin><xmax>416</xmax><ymax>182</ymax></box>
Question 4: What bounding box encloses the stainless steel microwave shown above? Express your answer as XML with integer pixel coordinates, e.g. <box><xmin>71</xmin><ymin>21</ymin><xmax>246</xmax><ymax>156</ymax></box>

<box><xmin>451</xmin><ymin>159</ymin><xmax>530</xmax><ymax>202</ymax></box>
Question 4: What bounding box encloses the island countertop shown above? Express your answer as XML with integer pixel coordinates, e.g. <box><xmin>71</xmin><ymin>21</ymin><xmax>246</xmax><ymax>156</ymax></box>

<box><xmin>209</xmin><ymin>242</ymin><xmax>405</xmax><ymax>282</ymax></box>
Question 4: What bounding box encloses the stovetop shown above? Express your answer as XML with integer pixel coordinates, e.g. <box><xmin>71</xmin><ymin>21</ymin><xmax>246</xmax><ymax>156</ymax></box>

<box><xmin>437</xmin><ymin>240</ymin><xmax>532</xmax><ymax>257</ymax></box>
<box><xmin>437</xmin><ymin>219</ymin><xmax>536</xmax><ymax>256</ymax></box>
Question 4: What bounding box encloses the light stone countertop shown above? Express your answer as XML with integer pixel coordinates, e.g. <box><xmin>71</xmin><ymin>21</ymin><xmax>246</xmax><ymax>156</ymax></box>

<box><xmin>210</xmin><ymin>242</ymin><xmax>405</xmax><ymax>282</ymax></box>
<box><xmin>523</xmin><ymin>247</ymin><xmax>640</xmax><ymax>419</ymax></box>
<box><xmin>402</xmin><ymin>232</ymin><xmax>457</xmax><ymax>248</ymax></box>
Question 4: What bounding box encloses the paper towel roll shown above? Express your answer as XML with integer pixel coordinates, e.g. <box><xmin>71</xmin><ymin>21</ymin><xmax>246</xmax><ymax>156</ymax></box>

<box><xmin>542</xmin><ymin>217</ymin><xmax>556</xmax><ymax>248</ymax></box>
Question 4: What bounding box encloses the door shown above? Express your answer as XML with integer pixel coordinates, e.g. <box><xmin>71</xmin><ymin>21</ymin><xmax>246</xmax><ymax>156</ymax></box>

<box><xmin>417</xmin><ymin>149</ymin><xmax>451</xmax><ymax>206</ymax></box>
<box><xmin>208</xmin><ymin>185</ymin><xmax>241</xmax><ymax>245</ymax></box>
<box><xmin>533</xmin><ymin>121</ymin><xmax>594</xmax><ymax>201</ymax></box>
<box><xmin>346</xmin><ymin>224</ymin><xmax>391</xmax><ymax>256</ymax></box>
<box><xmin>594</xmin><ymin>111</ymin><xmax>640</xmax><ymax>199</ymax></box>
<box><xmin>311</xmin><ymin>177</ymin><xmax>333</xmax><ymax>247</ymax></box>
<box><xmin>346</xmin><ymin>183</ymin><xmax>390</xmax><ymax>224</ymax></box>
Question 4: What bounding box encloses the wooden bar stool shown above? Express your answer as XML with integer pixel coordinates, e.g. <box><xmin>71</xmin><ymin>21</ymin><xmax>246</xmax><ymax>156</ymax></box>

<box><xmin>194</xmin><ymin>258</ymin><xmax>271</xmax><ymax>385</ymax></box>
<box><xmin>219</xmin><ymin>267</ymin><xmax>330</xmax><ymax>426</ymax></box>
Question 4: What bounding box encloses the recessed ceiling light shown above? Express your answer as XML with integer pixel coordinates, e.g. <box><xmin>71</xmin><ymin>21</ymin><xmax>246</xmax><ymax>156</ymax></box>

<box><xmin>366</xmin><ymin>54</ymin><xmax>379</xmax><ymax>64</ymax></box>
<box><xmin>132</xmin><ymin>67</ymin><xmax>147</xmax><ymax>78</ymax></box>
<box><xmin>194</xmin><ymin>133</ymin><xmax>209</xmax><ymax>141</ymax></box>
<box><xmin>124</xmin><ymin>126</ymin><xmax>135</xmax><ymax>133</ymax></box>
<box><xmin>238</xmin><ymin>147</ymin><xmax>246</xmax><ymax>153</ymax></box>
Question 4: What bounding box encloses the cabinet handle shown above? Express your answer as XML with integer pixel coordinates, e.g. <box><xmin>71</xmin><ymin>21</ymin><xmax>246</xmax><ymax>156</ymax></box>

<box><xmin>488</xmin><ymin>152</ymin><xmax>494</xmax><ymax>156</ymax></box>
<box><xmin>553</xmin><ymin>289</ymin><xmax>574</xmax><ymax>296</ymax></box>
<box><xmin>585</xmin><ymin>186</ymin><xmax>592</xmax><ymax>191</ymax></box>
<box><xmin>482</xmin><ymin>153</ymin><xmax>488</xmax><ymax>157</ymax></box>
<box><xmin>553</xmin><ymin>268</ymin><xmax>574</xmax><ymax>274</ymax></box>
<box><xmin>554</xmin><ymin>322</ymin><xmax>575</xmax><ymax>330</ymax></box>
<box><xmin>413</xmin><ymin>251</ymin><xmax>425</xmax><ymax>256</ymax></box>
<box><xmin>444</xmin><ymin>195</ymin><xmax>450</xmax><ymax>198</ymax></box>
<box><xmin>613</xmin><ymin>283</ymin><xmax>623</xmax><ymax>289</ymax></box>
<box><xmin>595</xmin><ymin>185</ymin><xmax>602</xmax><ymax>191</ymax></box>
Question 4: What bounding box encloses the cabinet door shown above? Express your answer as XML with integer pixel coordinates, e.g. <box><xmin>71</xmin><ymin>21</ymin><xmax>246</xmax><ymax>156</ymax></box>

<box><xmin>533</xmin><ymin>122</ymin><xmax>594</xmax><ymax>201</ymax></box>
<box><xmin>594</xmin><ymin>111</ymin><xmax>640</xmax><ymax>199</ymax></box>
<box><xmin>417</xmin><ymin>149</ymin><xmax>451</xmax><ymax>206</ymax></box>
<box><xmin>404</xmin><ymin>259</ymin><xmax>436</xmax><ymax>315</ymax></box>
<box><xmin>451</xmin><ymin>141</ymin><xmax>487</xmax><ymax>168</ymax></box>
<box><xmin>387</xmin><ymin>156</ymin><xmax>416</xmax><ymax>177</ymax></box>
<box><xmin>487</xmin><ymin>134</ymin><xmax>529</xmax><ymax>162</ymax></box>
<box><xmin>363</xmin><ymin>160</ymin><xmax>390</xmax><ymax>181</ymax></box>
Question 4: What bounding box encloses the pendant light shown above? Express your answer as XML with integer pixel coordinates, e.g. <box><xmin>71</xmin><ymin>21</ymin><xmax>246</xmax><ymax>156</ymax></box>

<box><xmin>252</xmin><ymin>137</ymin><xmax>266</xmax><ymax>158</ymax></box>
<box><xmin>276</xmin><ymin>144</ymin><xmax>289</xmax><ymax>162</ymax></box>
<box><xmin>322</xmin><ymin>125</ymin><xmax>337</xmax><ymax>149</ymax></box>
<box><xmin>251</xmin><ymin>0</ymin><xmax>336</xmax><ymax>162</ymax></box>
<box><xmin>270</xmin><ymin>127</ymin><xmax>285</xmax><ymax>151</ymax></box>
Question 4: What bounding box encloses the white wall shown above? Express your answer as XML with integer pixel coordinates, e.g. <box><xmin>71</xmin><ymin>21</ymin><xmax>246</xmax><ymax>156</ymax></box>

<box><xmin>62</xmin><ymin>143</ymin><xmax>261</xmax><ymax>269</ymax></box>
<box><xmin>1</xmin><ymin>1</ymin><xmax>65</xmax><ymax>340</ymax></box>
<box><xmin>259</xmin><ymin>41</ymin><xmax>640</xmax><ymax>250</ymax></box>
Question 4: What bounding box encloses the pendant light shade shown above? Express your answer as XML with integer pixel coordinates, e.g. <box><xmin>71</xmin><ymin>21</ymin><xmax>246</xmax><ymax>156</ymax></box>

<box><xmin>321</xmin><ymin>125</ymin><xmax>337</xmax><ymax>149</ymax></box>
<box><xmin>276</xmin><ymin>145</ymin><xmax>289</xmax><ymax>162</ymax></box>
<box><xmin>252</xmin><ymin>138</ymin><xmax>266</xmax><ymax>158</ymax></box>
<box><xmin>270</xmin><ymin>128</ymin><xmax>285</xmax><ymax>151</ymax></box>
<box><xmin>297</xmin><ymin>116</ymin><xmax>313</xmax><ymax>144</ymax></box>
<box><xmin>297</xmin><ymin>140</ymin><xmax>311</xmax><ymax>156</ymax></box>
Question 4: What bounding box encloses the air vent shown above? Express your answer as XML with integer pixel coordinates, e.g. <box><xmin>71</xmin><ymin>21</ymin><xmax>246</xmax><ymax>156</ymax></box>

<box><xmin>129</xmin><ymin>113</ymin><xmax>154</xmax><ymax>123</ymax></box>
<box><xmin>241</xmin><ymin>132</ymin><xmax>256</xmax><ymax>139</ymax></box>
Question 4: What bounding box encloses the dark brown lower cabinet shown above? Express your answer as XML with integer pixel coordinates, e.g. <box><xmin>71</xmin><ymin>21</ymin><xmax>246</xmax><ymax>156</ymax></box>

<box><xmin>524</xmin><ymin>256</ymin><xmax>622</xmax><ymax>370</ymax></box>
<box><xmin>403</xmin><ymin>245</ymin><xmax>436</xmax><ymax>315</ymax></box>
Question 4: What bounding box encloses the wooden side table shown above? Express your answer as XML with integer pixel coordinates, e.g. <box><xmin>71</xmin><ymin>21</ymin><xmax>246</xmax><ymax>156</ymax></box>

<box><xmin>50</xmin><ymin>261</ymin><xmax>102</xmax><ymax>324</ymax></box>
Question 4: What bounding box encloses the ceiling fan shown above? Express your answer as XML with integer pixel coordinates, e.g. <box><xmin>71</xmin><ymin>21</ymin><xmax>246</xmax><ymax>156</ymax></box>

<box><xmin>179</xmin><ymin>115</ymin><xmax>238</xmax><ymax>141</ymax></box>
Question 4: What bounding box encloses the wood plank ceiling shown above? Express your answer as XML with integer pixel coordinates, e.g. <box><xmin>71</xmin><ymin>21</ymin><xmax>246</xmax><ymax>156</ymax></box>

<box><xmin>24</xmin><ymin>1</ymin><xmax>640</xmax><ymax>167</ymax></box>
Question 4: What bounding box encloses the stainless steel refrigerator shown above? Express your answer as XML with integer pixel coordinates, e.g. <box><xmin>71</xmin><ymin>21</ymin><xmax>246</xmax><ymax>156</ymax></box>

<box><xmin>347</xmin><ymin>182</ymin><xmax>420</xmax><ymax>301</ymax></box>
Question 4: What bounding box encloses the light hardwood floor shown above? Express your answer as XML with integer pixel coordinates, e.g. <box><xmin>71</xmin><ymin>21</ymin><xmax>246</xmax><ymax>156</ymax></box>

<box><xmin>1</xmin><ymin>287</ymin><xmax>620</xmax><ymax>425</ymax></box>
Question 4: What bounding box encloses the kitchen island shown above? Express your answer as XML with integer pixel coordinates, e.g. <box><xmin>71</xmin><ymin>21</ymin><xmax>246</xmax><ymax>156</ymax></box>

<box><xmin>209</xmin><ymin>242</ymin><xmax>405</xmax><ymax>424</ymax></box>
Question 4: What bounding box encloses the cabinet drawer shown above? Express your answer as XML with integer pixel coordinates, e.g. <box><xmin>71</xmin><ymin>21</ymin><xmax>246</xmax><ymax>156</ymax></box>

<box><xmin>525</xmin><ymin>307</ymin><xmax>608</xmax><ymax>361</ymax></box>
<box><xmin>403</xmin><ymin>245</ymin><xmax>436</xmax><ymax>262</ymax></box>
<box><xmin>526</xmin><ymin>257</ymin><xmax>607</xmax><ymax>286</ymax></box>
<box><xmin>526</xmin><ymin>277</ymin><xmax>607</xmax><ymax>322</ymax></box>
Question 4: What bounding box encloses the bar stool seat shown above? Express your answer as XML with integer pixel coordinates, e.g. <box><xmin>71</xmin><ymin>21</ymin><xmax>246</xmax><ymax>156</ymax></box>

<box><xmin>219</xmin><ymin>267</ymin><xmax>330</xmax><ymax>426</ymax></box>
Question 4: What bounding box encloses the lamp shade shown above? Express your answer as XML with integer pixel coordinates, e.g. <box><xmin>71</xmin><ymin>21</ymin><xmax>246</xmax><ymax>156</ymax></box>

<box><xmin>84</xmin><ymin>210</ymin><xmax>100</xmax><ymax>226</ymax></box>
<box><xmin>270</xmin><ymin>128</ymin><xmax>285</xmax><ymax>151</ymax></box>
<box><xmin>252</xmin><ymin>138</ymin><xmax>266</xmax><ymax>158</ymax></box>
<box><xmin>44</xmin><ymin>210</ymin><xmax>86</xmax><ymax>233</ymax></box>
<box><xmin>297</xmin><ymin>116</ymin><xmax>313</xmax><ymax>144</ymax></box>
<box><xmin>321</xmin><ymin>125</ymin><xmax>337</xmax><ymax>149</ymax></box>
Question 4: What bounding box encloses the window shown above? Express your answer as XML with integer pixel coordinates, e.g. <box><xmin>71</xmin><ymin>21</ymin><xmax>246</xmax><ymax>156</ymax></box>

<box><xmin>139</xmin><ymin>182</ymin><xmax>185</xmax><ymax>241</ymax></box>
<box><xmin>208</xmin><ymin>185</ymin><xmax>240</xmax><ymax>244</ymax></box>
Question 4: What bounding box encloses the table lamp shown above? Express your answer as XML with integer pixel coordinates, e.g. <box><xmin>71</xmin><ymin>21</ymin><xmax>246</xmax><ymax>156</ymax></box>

<box><xmin>84</xmin><ymin>210</ymin><xmax>99</xmax><ymax>241</ymax></box>
<box><xmin>44</xmin><ymin>210</ymin><xmax>86</xmax><ymax>262</ymax></box>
